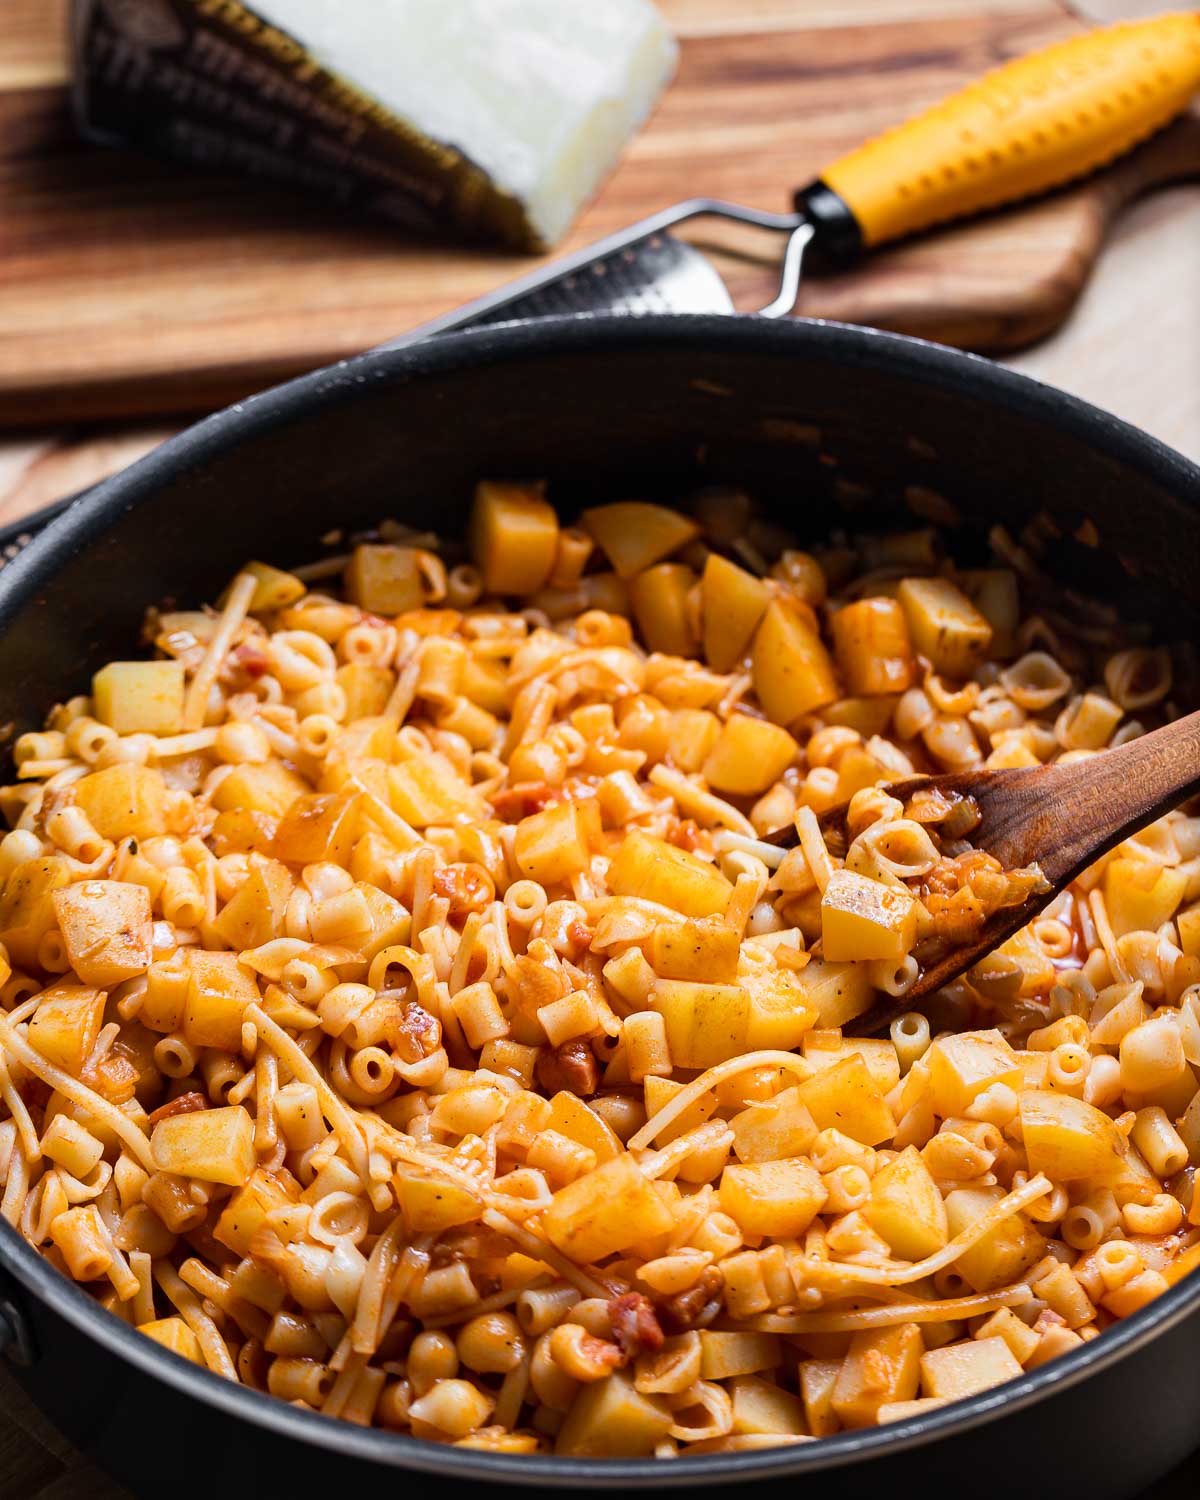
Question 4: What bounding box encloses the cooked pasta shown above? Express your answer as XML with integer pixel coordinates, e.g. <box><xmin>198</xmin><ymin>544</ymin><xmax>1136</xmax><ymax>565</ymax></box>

<box><xmin>0</xmin><ymin>483</ymin><xmax>1197</xmax><ymax>1456</ymax></box>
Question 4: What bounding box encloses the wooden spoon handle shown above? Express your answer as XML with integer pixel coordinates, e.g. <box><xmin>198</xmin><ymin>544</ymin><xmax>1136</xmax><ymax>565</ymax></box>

<box><xmin>986</xmin><ymin>707</ymin><xmax>1200</xmax><ymax>884</ymax></box>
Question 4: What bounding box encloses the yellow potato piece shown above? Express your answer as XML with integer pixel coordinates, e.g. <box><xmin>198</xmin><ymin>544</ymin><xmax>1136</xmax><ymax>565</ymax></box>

<box><xmin>719</xmin><ymin>1159</ymin><xmax>827</xmax><ymax>1238</ymax></box>
<box><xmin>211</xmin><ymin>761</ymin><xmax>307</xmax><ymax>820</ymax></box>
<box><xmin>27</xmin><ymin>984</ymin><xmax>107</xmax><ymax>1076</ymax></box>
<box><xmin>927</xmin><ymin>1030</ymin><xmax>1023</xmax><ymax>1118</ymax></box>
<box><xmin>650</xmin><ymin>978</ymin><xmax>750</xmax><ymax>1068</ymax></box>
<box><xmin>52</xmin><ymin>880</ymin><xmax>152</xmax><ymax>987</ymax></box>
<box><xmin>75</xmin><ymin>764</ymin><xmax>169</xmax><ymax>841</ymax></box>
<box><xmin>945</xmin><ymin>1186</ymin><xmax>1044</xmax><ymax>1292</ymax></box>
<box><xmin>795</xmin><ymin>1054</ymin><xmax>896</xmax><ymax>1146</ymax></box>
<box><xmin>830</xmin><ymin>597</ymin><xmax>915</xmax><ymax>696</ymax></box>
<box><xmin>151</xmin><ymin>1105</ymin><xmax>255</xmax><ymax>1188</ymax></box>
<box><xmin>897</xmin><ymin>576</ymin><xmax>992</xmax><ymax>678</ymax></box>
<box><xmin>555</xmin><ymin>1369</ymin><xmax>672</xmax><ymax>1456</ymax></box>
<box><xmin>628</xmin><ymin>562</ymin><xmax>699</xmax><ymax>658</ymax></box>
<box><xmin>752</xmin><ymin>599</ymin><xmax>839</xmax><ymax>726</ymax></box>
<box><xmin>701</xmin><ymin>553</ymin><xmax>771</xmax><ymax>673</ymax></box>
<box><xmin>92</xmin><ymin>661</ymin><xmax>185</xmax><ymax>735</ymax></box>
<box><xmin>580</xmin><ymin>501</ymin><xmax>699</xmax><ymax>580</ymax></box>
<box><xmin>920</xmin><ymin>1337</ymin><xmax>1023</xmax><ymax>1400</ymax></box>
<box><xmin>230</xmin><ymin>560</ymin><xmax>306</xmax><ymax>614</ymax></box>
<box><xmin>607</xmin><ymin>830</ymin><xmax>732</xmax><ymax>919</ymax></box>
<box><xmin>1019</xmin><ymin>1089</ymin><xmax>1126</xmax><ymax>1181</ymax></box>
<box><xmin>395</xmin><ymin>1172</ymin><xmax>481</xmax><ymax>1233</ymax></box>
<box><xmin>344</xmin><ymin>544</ymin><xmax>426</xmax><ymax>615</ymax></box>
<box><xmin>702</xmin><ymin>715</ymin><xmax>799</xmax><ymax>796</ymax></box>
<box><xmin>514</xmin><ymin>801</ymin><xmax>596</xmax><ymax>886</ymax></box>
<box><xmin>138</xmin><ymin>1318</ymin><xmax>204</xmax><ymax>1364</ymax></box>
<box><xmin>650</xmin><ymin>917</ymin><xmax>740</xmax><ymax>984</ymax></box>
<box><xmin>542</xmin><ymin>1154</ymin><xmax>673</xmax><ymax>1264</ymax></box>
<box><xmin>742</xmin><ymin>967</ymin><xmax>819</xmax><ymax>1051</ymax></box>
<box><xmin>469</xmin><ymin>481</ymin><xmax>559</xmax><ymax>595</ymax></box>
<box><xmin>864</xmin><ymin>1145</ymin><xmax>948</xmax><ymax>1261</ymax></box>
<box><xmin>794</xmin><ymin>958</ymin><xmax>874</xmax><ymax>1030</ymax></box>
<box><xmin>831</xmin><ymin>1325</ymin><xmax>923</xmax><ymax>1429</ymax></box>
<box><xmin>820</xmin><ymin>868</ymin><xmax>917</xmax><ymax>962</ymax></box>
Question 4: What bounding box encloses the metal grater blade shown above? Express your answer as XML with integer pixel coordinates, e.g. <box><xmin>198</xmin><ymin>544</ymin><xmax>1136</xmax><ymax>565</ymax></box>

<box><xmin>380</xmin><ymin>232</ymin><xmax>733</xmax><ymax>348</ymax></box>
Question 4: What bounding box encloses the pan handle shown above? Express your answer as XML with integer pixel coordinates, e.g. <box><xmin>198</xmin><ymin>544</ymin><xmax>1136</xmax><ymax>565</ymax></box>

<box><xmin>795</xmin><ymin>11</ymin><xmax>1200</xmax><ymax>258</ymax></box>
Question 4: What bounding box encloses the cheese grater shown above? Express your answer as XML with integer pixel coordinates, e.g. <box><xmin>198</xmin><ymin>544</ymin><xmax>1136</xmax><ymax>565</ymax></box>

<box><xmin>5</xmin><ymin>14</ymin><xmax>1196</xmax><ymax>555</ymax></box>
<box><xmin>376</xmin><ymin>201</ymin><xmax>815</xmax><ymax>347</ymax></box>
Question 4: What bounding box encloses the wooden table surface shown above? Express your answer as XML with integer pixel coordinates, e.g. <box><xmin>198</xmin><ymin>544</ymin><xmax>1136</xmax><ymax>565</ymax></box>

<box><xmin>0</xmin><ymin>0</ymin><xmax>1197</xmax><ymax>1495</ymax></box>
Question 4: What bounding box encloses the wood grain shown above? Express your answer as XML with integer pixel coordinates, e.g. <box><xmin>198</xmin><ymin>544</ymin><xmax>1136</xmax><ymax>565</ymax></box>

<box><xmin>1</xmin><ymin>0</ymin><xmax>1198</xmax><ymax>425</ymax></box>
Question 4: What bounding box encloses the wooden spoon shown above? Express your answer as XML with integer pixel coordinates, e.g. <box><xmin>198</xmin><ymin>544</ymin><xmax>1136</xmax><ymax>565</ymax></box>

<box><xmin>767</xmin><ymin>708</ymin><xmax>1200</xmax><ymax>1035</ymax></box>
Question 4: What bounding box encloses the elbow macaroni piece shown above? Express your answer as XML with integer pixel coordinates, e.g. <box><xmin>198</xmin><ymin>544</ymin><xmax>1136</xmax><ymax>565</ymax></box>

<box><xmin>0</xmin><ymin>485</ymin><xmax>1195</xmax><ymax>1455</ymax></box>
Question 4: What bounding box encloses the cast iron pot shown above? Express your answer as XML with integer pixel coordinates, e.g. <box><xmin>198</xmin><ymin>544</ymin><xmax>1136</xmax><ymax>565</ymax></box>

<box><xmin>0</xmin><ymin>317</ymin><xmax>1197</xmax><ymax>1500</ymax></box>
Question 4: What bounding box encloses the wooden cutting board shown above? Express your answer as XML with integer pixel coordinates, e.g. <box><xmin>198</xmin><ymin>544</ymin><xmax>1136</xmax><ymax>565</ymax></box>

<box><xmin>0</xmin><ymin>0</ymin><xmax>1197</xmax><ymax>427</ymax></box>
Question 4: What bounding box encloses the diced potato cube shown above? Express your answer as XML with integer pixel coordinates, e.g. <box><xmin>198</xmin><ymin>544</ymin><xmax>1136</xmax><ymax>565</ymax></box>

<box><xmin>719</xmin><ymin>1159</ymin><xmax>827</xmax><ymax>1238</ymax></box>
<box><xmin>752</xmin><ymin>599</ymin><xmax>839</xmax><ymax>726</ymax></box>
<box><xmin>211</xmin><ymin>761</ymin><xmax>307</xmax><ymax>819</ymax></box>
<box><xmin>344</xmin><ymin>545</ymin><xmax>426</xmax><ymax>615</ymax></box>
<box><xmin>212</xmin><ymin>862</ymin><xmax>293</xmax><ymax>950</ymax></box>
<box><xmin>542</xmin><ymin>1154</ymin><xmax>673</xmax><ymax>1263</ymax></box>
<box><xmin>628</xmin><ymin>563</ymin><xmax>699</xmax><ymax>658</ymax></box>
<box><xmin>388</xmin><ymin>755</ymin><xmax>482</xmax><ymax>827</ymax></box>
<box><xmin>650</xmin><ymin>917</ymin><xmax>739</xmax><ymax>984</ymax></box>
<box><xmin>795</xmin><ymin>1054</ymin><xmax>896</xmax><ymax>1146</ymax></box>
<box><xmin>580</xmin><ymin>502</ymin><xmax>699</xmax><ymax>580</ymax></box>
<box><xmin>272</xmin><ymin>788</ymin><xmax>360</xmax><ymax>867</ymax></box>
<box><xmin>665</xmin><ymin>708</ymin><xmax>720</xmax><ymax>773</ymax></box>
<box><xmin>927</xmin><ymin>1030</ymin><xmax>1023</xmax><ymax>1118</ymax></box>
<box><xmin>830</xmin><ymin>598</ymin><xmax>915</xmax><ymax>696</ymax></box>
<box><xmin>800</xmin><ymin>1359</ymin><xmax>841</xmax><ymax>1437</ymax></box>
<box><xmin>27</xmin><ymin>984</ymin><xmax>107</xmax><ymax>1075</ymax></box>
<box><xmin>547</xmin><ymin>1091</ymin><xmax>622</xmax><ymax>1163</ymax></box>
<box><xmin>336</xmin><ymin>663</ymin><xmax>394</xmax><ymax>721</ymax></box>
<box><xmin>702</xmin><ymin>715</ymin><xmax>799</xmax><ymax>796</ymax></box>
<box><xmin>795</xmin><ymin>958</ymin><xmax>874</xmax><ymax>1029</ymax></box>
<box><xmin>607</xmin><ymin>830</ymin><xmax>732</xmax><ymax>919</ymax></box>
<box><xmin>74</xmin><ymin>765</ymin><xmax>168</xmax><ymax>841</ymax></box>
<box><xmin>139</xmin><ymin>1317</ymin><xmax>204</xmax><ymax>1364</ymax></box>
<box><xmin>864</xmin><ymin>1145</ymin><xmax>948</xmax><ymax>1261</ymax></box>
<box><xmin>0</xmin><ymin>857</ymin><xmax>74</xmax><ymax>967</ymax></box>
<box><xmin>554</xmin><ymin>1369</ymin><xmax>672</xmax><ymax>1456</ymax></box>
<box><xmin>210</xmin><ymin>808</ymin><xmax>278</xmax><ymax>857</ymax></box>
<box><xmin>470</xmin><ymin>481</ymin><xmax>559</xmax><ymax>595</ymax></box>
<box><xmin>52</xmin><ymin>880</ymin><xmax>152</xmax><ymax>986</ymax></box>
<box><xmin>92</xmin><ymin>661</ymin><xmax>185</xmax><ymax>735</ymax></box>
<box><xmin>730</xmin><ymin>1088</ymin><xmax>818</xmax><ymax>1163</ymax></box>
<box><xmin>920</xmin><ymin>1337</ymin><xmax>1022</xmax><ymax>1400</ymax></box>
<box><xmin>214</xmin><ymin>1169</ymin><xmax>293</xmax><ymax>1256</ymax></box>
<box><xmin>514</xmin><ymin>801</ymin><xmax>595</xmax><ymax>886</ymax></box>
<box><xmin>992</xmin><ymin>924</ymin><xmax>1055</xmax><ymax>999</ymax></box>
<box><xmin>973</xmin><ymin>1307</ymin><xmax>1040</xmax><ymax>1365</ymax></box>
<box><xmin>831</xmin><ymin>1325</ymin><xmax>923</xmax><ymax>1429</ymax></box>
<box><xmin>946</xmin><ymin>1186</ymin><xmax>1044</xmax><ymax>1292</ymax></box>
<box><xmin>1019</xmin><ymin>1090</ymin><xmax>1126</xmax><ymax>1181</ymax></box>
<box><xmin>700</xmin><ymin>1331</ymin><xmax>782</xmax><ymax>1380</ymax></box>
<box><xmin>1104</xmin><ymin>858</ymin><xmax>1187</xmax><ymax>937</ymax></box>
<box><xmin>956</xmin><ymin>569</ymin><xmax>1019</xmax><ymax>659</ymax></box>
<box><xmin>183</xmin><ymin>951</ymin><xmax>260</xmax><ymax>1052</ymax></box>
<box><xmin>702</xmin><ymin>554</ymin><xmax>771</xmax><ymax>674</ymax></box>
<box><xmin>151</xmin><ymin>1104</ymin><xmax>255</xmax><ymax>1187</ymax></box>
<box><xmin>742</xmin><ymin>967</ymin><xmax>819</xmax><ymax>1050</ymax></box>
<box><xmin>802</xmin><ymin>1034</ymin><xmax>900</xmax><ymax>1093</ymax></box>
<box><xmin>729</xmin><ymin>1374</ymin><xmax>807</xmax><ymax>1436</ymax></box>
<box><xmin>821</xmin><ymin>869</ymin><xmax>917</xmax><ymax>963</ymax></box>
<box><xmin>897</xmin><ymin>577</ymin><xmax>992</xmax><ymax>678</ymax></box>
<box><xmin>395</xmin><ymin>1171</ymin><xmax>481</xmax><ymax>1232</ymax></box>
<box><xmin>650</xmin><ymin>979</ymin><xmax>749</xmax><ymax>1069</ymax></box>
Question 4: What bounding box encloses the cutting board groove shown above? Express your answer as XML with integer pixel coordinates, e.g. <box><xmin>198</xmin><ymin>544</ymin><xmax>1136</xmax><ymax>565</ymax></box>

<box><xmin>0</xmin><ymin>0</ymin><xmax>1196</xmax><ymax>425</ymax></box>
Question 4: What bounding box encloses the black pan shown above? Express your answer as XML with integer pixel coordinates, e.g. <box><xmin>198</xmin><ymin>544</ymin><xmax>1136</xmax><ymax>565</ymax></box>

<box><xmin>0</xmin><ymin>316</ymin><xmax>1197</xmax><ymax>1500</ymax></box>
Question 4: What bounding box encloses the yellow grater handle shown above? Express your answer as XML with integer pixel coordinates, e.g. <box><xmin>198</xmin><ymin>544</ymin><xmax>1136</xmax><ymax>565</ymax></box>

<box><xmin>798</xmin><ymin>11</ymin><xmax>1200</xmax><ymax>253</ymax></box>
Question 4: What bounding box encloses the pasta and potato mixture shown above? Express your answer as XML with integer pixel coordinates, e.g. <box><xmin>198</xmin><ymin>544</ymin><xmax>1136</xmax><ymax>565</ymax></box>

<box><xmin>0</xmin><ymin>481</ymin><xmax>1198</xmax><ymax>1457</ymax></box>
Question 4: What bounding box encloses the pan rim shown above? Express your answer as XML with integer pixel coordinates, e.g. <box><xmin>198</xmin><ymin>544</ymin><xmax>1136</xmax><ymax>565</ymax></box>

<box><xmin>0</xmin><ymin>312</ymin><xmax>1198</xmax><ymax>1486</ymax></box>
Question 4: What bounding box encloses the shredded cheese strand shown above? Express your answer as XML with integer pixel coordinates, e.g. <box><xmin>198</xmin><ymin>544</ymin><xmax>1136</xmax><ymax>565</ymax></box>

<box><xmin>744</xmin><ymin>1284</ymin><xmax>1032</xmax><ymax>1333</ymax></box>
<box><xmin>182</xmin><ymin>572</ymin><xmax>256</xmax><ymax>730</ymax></box>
